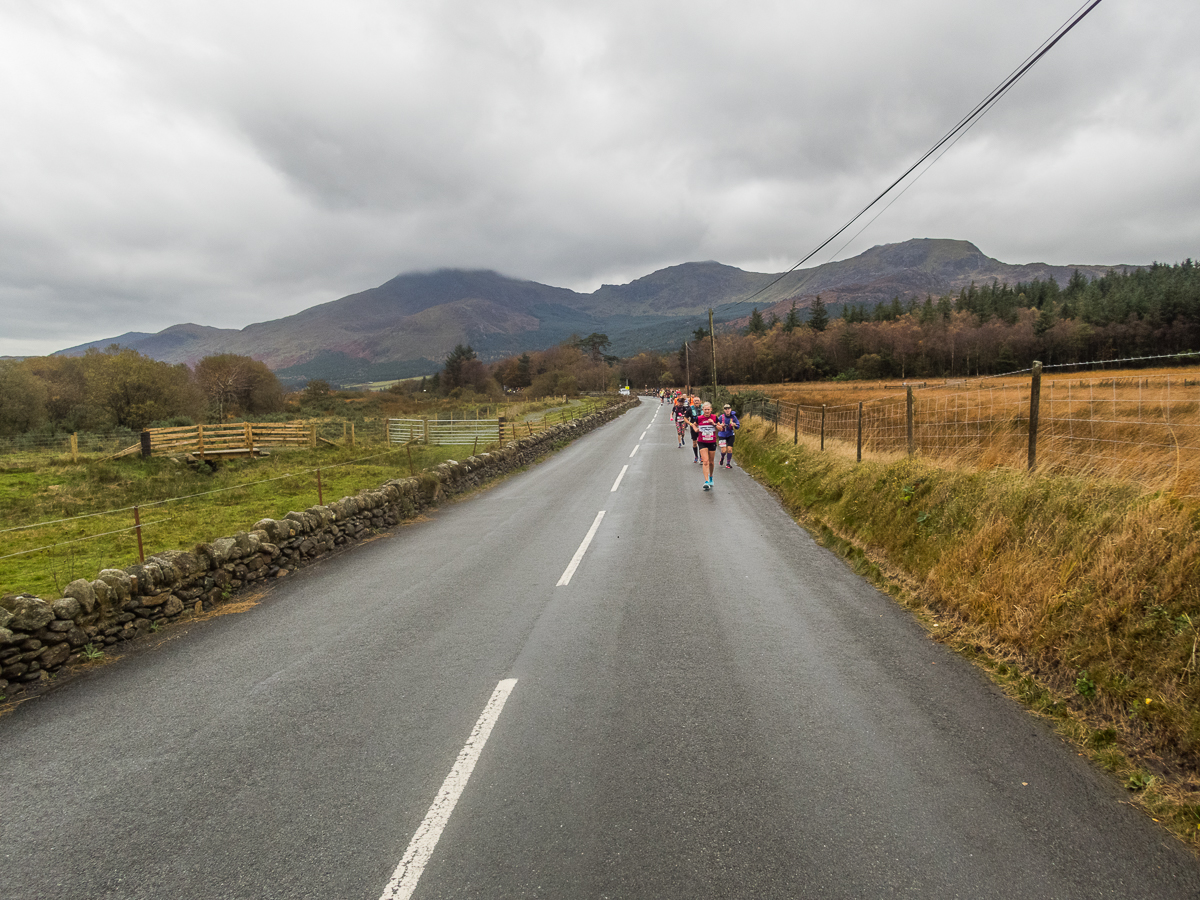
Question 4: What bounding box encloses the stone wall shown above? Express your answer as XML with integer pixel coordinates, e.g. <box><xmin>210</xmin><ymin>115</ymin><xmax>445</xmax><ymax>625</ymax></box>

<box><xmin>0</xmin><ymin>397</ymin><xmax>637</xmax><ymax>697</ymax></box>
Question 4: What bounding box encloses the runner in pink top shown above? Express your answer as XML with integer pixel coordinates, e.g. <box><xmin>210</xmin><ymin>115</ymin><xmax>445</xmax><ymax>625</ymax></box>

<box><xmin>695</xmin><ymin>401</ymin><xmax>719</xmax><ymax>490</ymax></box>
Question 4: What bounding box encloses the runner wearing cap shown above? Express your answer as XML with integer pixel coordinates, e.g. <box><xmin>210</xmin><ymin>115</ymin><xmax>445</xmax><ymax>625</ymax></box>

<box><xmin>717</xmin><ymin>403</ymin><xmax>741</xmax><ymax>468</ymax></box>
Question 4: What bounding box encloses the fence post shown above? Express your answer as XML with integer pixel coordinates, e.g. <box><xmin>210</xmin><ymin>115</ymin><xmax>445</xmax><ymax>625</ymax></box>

<box><xmin>350</xmin><ymin>422</ymin><xmax>356</xmax><ymax>447</ymax></box>
<box><xmin>140</xmin><ymin>430</ymin><xmax>152</xmax><ymax>459</ymax></box>
<box><xmin>309</xmin><ymin>424</ymin><xmax>316</xmax><ymax>448</ymax></box>
<box><xmin>245</xmin><ymin>422</ymin><xmax>252</xmax><ymax>452</ymax></box>
<box><xmin>423</xmin><ymin>417</ymin><xmax>430</xmax><ymax>445</ymax></box>
<box><xmin>906</xmin><ymin>386</ymin><xmax>914</xmax><ymax>456</ymax></box>
<box><xmin>133</xmin><ymin>505</ymin><xmax>145</xmax><ymax>563</ymax></box>
<box><xmin>820</xmin><ymin>405</ymin><xmax>826</xmax><ymax>451</ymax></box>
<box><xmin>71</xmin><ymin>432</ymin><xmax>78</xmax><ymax>462</ymax></box>
<box><xmin>856</xmin><ymin>402</ymin><xmax>863</xmax><ymax>462</ymax></box>
<box><xmin>498</xmin><ymin>416</ymin><xmax>506</xmax><ymax>443</ymax></box>
<box><xmin>793</xmin><ymin>403</ymin><xmax>799</xmax><ymax>445</ymax></box>
<box><xmin>1028</xmin><ymin>360</ymin><xmax>1043</xmax><ymax>471</ymax></box>
<box><xmin>406</xmin><ymin>442</ymin><xmax>415</xmax><ymax>477</ymax></box>
<box><xmin>317</xmin><ymin>467</ymin><xmax>324</xmax><ymax>506</ymax></box>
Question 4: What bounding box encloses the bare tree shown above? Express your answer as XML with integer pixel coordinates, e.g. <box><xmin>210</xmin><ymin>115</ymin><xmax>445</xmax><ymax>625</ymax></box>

<box><xmin>195</xmin><ymin>354</ymin><xmax>251</xmax><ymax>423</ymax></box>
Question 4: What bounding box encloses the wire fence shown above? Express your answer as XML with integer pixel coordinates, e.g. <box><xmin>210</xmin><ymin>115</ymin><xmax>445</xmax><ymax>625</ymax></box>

<box><xmin>0</xmin><ymin>398</ymin><xmax>590</xmax><ymax>464</ymax></box>
<box><xmin>747</xmin><ymin>370</ymin><xmax>1200</xmax><ymax>497</ymax></box>
<box><xmin>0</xmin><ymin>421</ymin><xmax>386</xmax><ymax>466</ymax></box>
<box><xmin>0</xmin><ymin>429</ymin><xmax>141</xmax><ymax>463</ymax></box>
<box><xmin>0</xmin><ymin>445</ymin><xmax>424</xmax><ymax>598</ymax></box>
<box><xmin>0</xmin><ymin>397</ymin><xmax>612</xmax><ymax>598</ymax></box>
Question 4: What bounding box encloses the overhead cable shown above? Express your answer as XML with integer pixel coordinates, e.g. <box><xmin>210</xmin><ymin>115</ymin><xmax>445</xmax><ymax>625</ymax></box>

<box><xmin>717</xmin><ymin>0</ymin><xmax>1105</xmax><ymax>318</ymax></box>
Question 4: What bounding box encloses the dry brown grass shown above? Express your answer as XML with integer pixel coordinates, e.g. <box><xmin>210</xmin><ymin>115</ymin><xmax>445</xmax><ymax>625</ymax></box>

<box><xmin>736</xmin><ymin>367</ymin><xmax>1200</xmax><ymax>498</ymax></box>
<box><xmin>736</xmin><ymin>418</ymin><xmax>1200</xmax><ymax>845</ymax></box>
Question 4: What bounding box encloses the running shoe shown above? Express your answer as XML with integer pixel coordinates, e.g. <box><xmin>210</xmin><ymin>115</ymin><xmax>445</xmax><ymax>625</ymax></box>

<box><xmin>702</xmin><ymin>482</ymin><xmax>710</xmax><ymax>491</ymax></box>
<box><xmin>725</xmin><ymin>463</ymin><xmax>732</xmax><ymax>468</ymax></box>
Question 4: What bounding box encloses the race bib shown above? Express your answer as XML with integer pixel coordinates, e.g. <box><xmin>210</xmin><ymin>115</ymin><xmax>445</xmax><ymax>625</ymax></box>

<box><xmin>699</xmin><ymin>423</ymin><xmax>716</xmax><ymax>441</ymax></box>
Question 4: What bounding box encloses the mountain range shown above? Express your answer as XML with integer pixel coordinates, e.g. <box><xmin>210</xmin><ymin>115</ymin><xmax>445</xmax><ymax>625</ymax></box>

<box><xmin>58</xmin><ymin>238</ymin><xmax>1132</xmax><ymax>385</ymax></box>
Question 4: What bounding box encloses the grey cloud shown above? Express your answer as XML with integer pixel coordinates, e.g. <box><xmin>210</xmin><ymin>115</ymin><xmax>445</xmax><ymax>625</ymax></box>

<box><xmin>1</xmin><ymin>0</ymin><xmax>1197</xmax><ymax>356</ymax></box>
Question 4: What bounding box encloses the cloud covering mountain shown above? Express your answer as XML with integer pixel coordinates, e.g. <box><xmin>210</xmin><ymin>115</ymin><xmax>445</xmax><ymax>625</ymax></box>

<box><xmin>58</xmin><ymin>239</ymin><xmax>1127</xmax><ymax>383</ymax></box>
<box><xmin>2</xmin><ymin>1</ymin><xmax>1197</xmax><ymax>357</ymax></box>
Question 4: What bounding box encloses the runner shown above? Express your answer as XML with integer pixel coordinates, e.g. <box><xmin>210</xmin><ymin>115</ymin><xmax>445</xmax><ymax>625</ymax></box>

<box><xmin>687</xmin><ymin>395</ymin><xmax>702</xmax><ymax>463</ymax></box>
<box><xmin>696</xmin><ymin>401</ymin><xmax>719</xmax><ymax>490</ymax></box>
<box><xmin>717</xmin><ymin>403</ymin><xmax>741</xmax><ymax>468</ymax></box>
<box><xmin>673</xmin><ymin>395</ymin><xmax>688</xmax><ymax>447</ymax></box>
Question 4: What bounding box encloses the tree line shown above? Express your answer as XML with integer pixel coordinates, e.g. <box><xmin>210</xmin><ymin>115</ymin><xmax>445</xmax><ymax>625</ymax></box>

<box><xmin>6</xmin><ymin>263</ymin><xmax>1192</xmax><ymax>436</ymax></box>
<box><xmin>0</xmin><ymin>334</ymin><xmax>619</xmax><ymax>439</ymax></box>
<box><xmin>423</xmin><ymin>263</ymin><xmax>1200</xmax><ymax>398</ymax></box>
<box><xmin>395</xmin><ymin>333</ymin><xmax>620</xmax><ymax>402</ymax></box>
<box><xmin>623</xmin><ymin>260</ymin><xmax>1200</xmax><ymax>387</ymax></box>
<box><xmin>0</xmin><ymin>347</ymin><xmax>284</xmax><ymax>437</ymax></box>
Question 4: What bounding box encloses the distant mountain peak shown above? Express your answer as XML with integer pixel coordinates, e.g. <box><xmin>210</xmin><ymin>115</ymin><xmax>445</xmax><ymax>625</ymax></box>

<box><xmin>54</xmin><ymin>237</ymin><xmax>1134</xmax><ymax>383</ymax></box>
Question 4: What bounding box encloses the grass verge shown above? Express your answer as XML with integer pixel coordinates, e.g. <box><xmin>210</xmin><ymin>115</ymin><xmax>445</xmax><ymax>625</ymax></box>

<box><xmin>736</xmin><ymin>419</ymin><xmax>1200</xmax><ymax>848</ymax></box>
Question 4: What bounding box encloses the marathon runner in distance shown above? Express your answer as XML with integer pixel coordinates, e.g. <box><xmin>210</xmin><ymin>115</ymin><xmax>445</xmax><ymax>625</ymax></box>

<box><xmin>673</xmin><ymin>395</ymin><xmax>688</xmax><ymax>447</ymax></box>
<box><xmin>687</xmin><ymin>395</ymin><xmax>702</xmax><ymax>463</ymax></box>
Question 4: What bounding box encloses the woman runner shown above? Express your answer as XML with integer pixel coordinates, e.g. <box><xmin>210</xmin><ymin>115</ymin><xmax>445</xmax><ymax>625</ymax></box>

<box><xmin>695</xmin><ymin>401</ymin><xmax>719</xmax><ymax>489</ymax></box>
<box><xmin>717</xmin><ymin>403</ymin><xmax>740</xmax><ymax>468</ymax></box>
<box><xmin>688</xmin><ymin>395</ymin><xmax>703</xmax><ymax>463</ymax></box>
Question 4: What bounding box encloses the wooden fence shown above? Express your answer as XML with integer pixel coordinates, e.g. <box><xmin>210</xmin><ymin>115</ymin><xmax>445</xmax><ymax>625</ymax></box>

<box><xmin>388</xmin><ymin>403</ymin><xmax>601</xmax><ymax>448</ymax></box>
<box><xmin>387</xmin><ymin>418</ymin><xmax>502</xmax><ymax>447</ymax></box>
<box><xmin>113</xmin><ymin>422</ymin><xmax>315</xmax><ymax>459</ymax></box>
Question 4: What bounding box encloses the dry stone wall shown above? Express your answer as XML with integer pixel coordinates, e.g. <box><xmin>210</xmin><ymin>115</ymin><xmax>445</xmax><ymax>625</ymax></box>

<box><xmin>0</xmin><ymin>398</ymin><xmax>637</xmax><ymax>697</ymax></box>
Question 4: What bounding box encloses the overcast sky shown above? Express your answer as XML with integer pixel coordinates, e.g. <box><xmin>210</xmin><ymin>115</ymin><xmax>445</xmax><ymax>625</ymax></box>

<box><xmin>2</xmin><ymin>0</ymin><xmax>1197</xmax><ymax>356</ymax></box>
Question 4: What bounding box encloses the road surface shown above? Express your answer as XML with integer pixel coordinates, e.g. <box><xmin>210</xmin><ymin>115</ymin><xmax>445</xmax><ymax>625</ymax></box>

<box><xmin>2</xmin><ymin>397</ymin><xmax>1197</xmax><ymax>899</ymax></box>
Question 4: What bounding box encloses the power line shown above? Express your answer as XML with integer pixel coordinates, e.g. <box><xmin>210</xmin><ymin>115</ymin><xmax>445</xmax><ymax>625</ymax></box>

<box><xmin>713</xmin><ymin>0</ymin><xmax>1105</xmax><ymax>322</ymax></box>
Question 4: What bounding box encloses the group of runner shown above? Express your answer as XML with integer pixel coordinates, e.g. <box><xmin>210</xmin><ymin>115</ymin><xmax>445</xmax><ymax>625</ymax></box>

<box><xmin>669</xmin><ymin>392</ymin><xmax>740</xmax><ymax>491</ymax></box>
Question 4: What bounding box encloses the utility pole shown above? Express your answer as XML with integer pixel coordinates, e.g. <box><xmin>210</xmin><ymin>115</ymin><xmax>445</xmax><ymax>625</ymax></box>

<box><xmin>709</xmin><ymin>308</ymin><xmax>718</xmax><ymax>403</ymax></box>
<box><xmin>684</xmin><ymin>342</ymin><xmax>691</xmax><ymax>393</ymax></box>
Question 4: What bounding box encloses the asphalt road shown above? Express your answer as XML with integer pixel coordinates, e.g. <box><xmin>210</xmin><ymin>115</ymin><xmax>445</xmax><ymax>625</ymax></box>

<box><xmin>2</xmin><ymin>397</ymin><xmax>1198</xmax><ymax>899</ymax></box>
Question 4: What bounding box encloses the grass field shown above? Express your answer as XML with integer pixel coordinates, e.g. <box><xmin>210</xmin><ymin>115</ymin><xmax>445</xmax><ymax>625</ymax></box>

<box><xmin>0</xmin><ymin>443</ymin><xmax>458</xmax><ymax>599</ymax></box>
<box><xmin>736</xmin><ymin>366</ymin><xmax>1200</xmax><ymax>497</ymax></box>
<box><xmin>0</xmin><ymin>397</ymin><xmax>606</xmax><ymax>599</ymax></box>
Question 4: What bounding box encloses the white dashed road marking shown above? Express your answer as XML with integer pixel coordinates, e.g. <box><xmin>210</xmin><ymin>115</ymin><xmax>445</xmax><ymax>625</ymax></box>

<box><xmin>556</xmin><ymin>511</ymin><xmax>606</xmax><ymax>586</ymax></box>
<box><xmin>379</xmin><ymin>679</ymin><xmax>518</xmax><ymax>900</ymax></box>
<box><xmin>611</xmin><ymin>465</ymin><xmax>629</xmax><ymax>493</ymax></box>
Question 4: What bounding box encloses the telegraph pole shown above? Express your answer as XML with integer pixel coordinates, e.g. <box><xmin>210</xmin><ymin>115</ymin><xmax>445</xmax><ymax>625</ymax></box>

<box><xmin>709</xmin><ymin>308</ymin><xmax>718</xmax><ymax>402</ymax></box>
